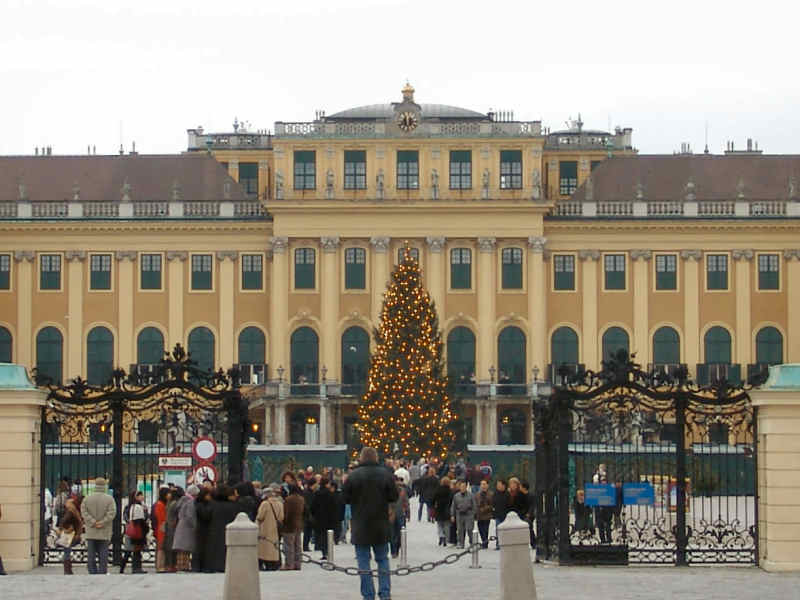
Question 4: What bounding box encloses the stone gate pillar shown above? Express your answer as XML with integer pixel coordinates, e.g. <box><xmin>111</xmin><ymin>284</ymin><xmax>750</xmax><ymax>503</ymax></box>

<box><xmin>0</xmin><ymin>364</ymin><xmax>47</xmax><ymax>572</ymax></box>
<box><xmin>751</xmin><ymin>364</ymin><xmax>800</xmax><ymax>572</ymax></box>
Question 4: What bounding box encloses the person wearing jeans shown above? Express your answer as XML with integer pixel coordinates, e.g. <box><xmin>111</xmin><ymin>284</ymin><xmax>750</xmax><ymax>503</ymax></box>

<box><xmin>343</xmin><ymin>447</ymin><xmax>399</xmax><ymax>600</ymax></box>
<box><xmin>80</xmin><ymin>477</ymin><xmax>116</xmax><ymax>575</ymax></box>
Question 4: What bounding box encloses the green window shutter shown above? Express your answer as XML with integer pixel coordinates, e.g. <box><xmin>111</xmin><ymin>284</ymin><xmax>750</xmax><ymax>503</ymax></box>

<box><xmin>604</xmin><ymin>254</ymin><xmax>625</xmax><ymax>290</ymax></box>
<box><xmin>397</xmin><ymin>150</ymin><xmax>419</xmax><ymax>190</ymax></box>
<box><xmin>140</xmin><ymin>254</ymin><xmax>162</xmax><ymax>290</ymax></box>
<box><xmin>40</xmin><ymin>255</ymin><xmax>61</xmax><ymax>290</ymax></box>
<box><xmin>188</xmin><ymin>327</ymin><xmax>215</xmax><ymax>373</ymax></box>
<box><xmin>242</xmin><ymin>254</ymin><xmax>263</xmax><ymax>290</ymax></box>
<box><xmin>238</xmin><ymin>162</ymin><xmax>259</xmax><ymax>197</ymax></box>
<box><xmin>36</xmin><ymin>327</ymin><xmax>63</xmax><ymax>384</ymax></box>
<box><xmin>341</xmin><ymin>326</ymin><xmax>369</xmax><ymax>388</ymax></box>
<box><xmin>758</xmin><ymin>254</ymin><xmax>779</xmax><ymax>290</ymax></box>
<box><xmin>602</xmin><ymin>327</ymin><xmax>630</xmax><ymax>361</ymax></box>
<box><xmin>551</xmin><ymin>326</ymin><xmax>579</xmax><ymax>367</ymax></box>
<box><xmin>449</xmin><ymin>151</ymin><xmax>472</xmax><ymax>189</ymax></box>
<box><xmin>0</xmin><ymin>326</ymin><xmax>11</xmax><ymax>362</ymax></box>
<box><xmin>90</xmin><ymin>254</ymin><xmax>112</xmax><ymax>290</ymax></box>
<box><xmin>344</xmin><ymin>150</ymin><xmax>367</xmax><ymax>190</ymax></box>
<box><xmin>559</xmin><ymin>161</ymin><xmax>578</xmax><ymax>195</ymax></box>
<box><xmin>191</xmin><ymin>254</ymin><xmax>213</xmax><ymax>290</ymax></box>
<box><xmin>294</xmin><ymin>151</ymin><xmax>316</xmax><ymax>190</ymax></box>
<box><xmin>499</xmin><ymin>150</ymin><xmax>522</xmax><ymax>189</ymax></box>
<box><xmin>501</xmin><ymin>248</ymin><xmax>523</xmax><ymax>289</ymax></box>
<box><xmin>707</xmin><ymin>255</ymin><xmax>728</xmax><ymax>290</ymax></box>
<box><xmin>0</xmin><ymin>254</ymin><xmax>9</xmax><ymax>290</ymax></box>
<box><xmin>446</xmin><ymin>326</ymin><xmax>476</xmax><ymax>383</ymax></box>
<box><xmin>87</xmin><ymin>326</ymin><xmax>114</xmax><ymax>385</ymax></box>
<box><xmin>497</xmin><ymin>326</ymin><xmax>526</xmax><ymax>384</ymax></box>
<box><xmin>655</xmin><ymin>254</ymin><xmax>677</xmax><ymax>290</ymax></box>
<box><xmin>238</xmin><ymin>326</ymin><xmax>266</xmax><ymax>364</ymax></box>
<box><xmin>450</xmin><ymin>248</ymin><xmax>471</xmax><ymax>289</ymax></box>
<box><xmin>553</xmin><ymin>255</ymin><xmax>575</xmax><ymax>290</ymax></box>
<box><xmin>653</xmin><ymin>326</ymin><xmax>680</xmax><ymax>364</ymax></box>
<box><xmin>295</xmin><ymin>248</ymin><xmax>315</xmax><ymax>289</ymax></box>
<box><xmin>345</xmin><ymin>248</ymin><xmax>366</xmax><ymax>289</ymax></box>
<box><xmin>756</xmin><ymin>326</ymin><xmax>783</xmax><ymax>365</ymax></box>
<box><xmin>136</xmin><ymin>327</ymin><xmax>164</xmax><ymax>364</ymax></box>
<box><xmin>704</xmin><ymin>326</ymin><xmax>731</xmax><ymax>364</ymax></box>
<box><xmin>290</xmin><ymin>326</ymin><xmax>319</xmax><ymax>383</ymax></box>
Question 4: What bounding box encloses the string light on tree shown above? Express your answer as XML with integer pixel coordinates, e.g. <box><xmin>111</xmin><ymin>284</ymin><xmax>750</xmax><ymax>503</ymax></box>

<box><xmin>356</xmin><ymin>244</ymin><xmax>456</xmax><ymax>459</ymax></box>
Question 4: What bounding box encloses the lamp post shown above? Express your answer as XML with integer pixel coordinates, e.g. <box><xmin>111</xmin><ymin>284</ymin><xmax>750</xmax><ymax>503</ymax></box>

<box><xmin>489</xmin><ymin>365</ymin><xmax>497</xmax><ymax>398</ymax></box>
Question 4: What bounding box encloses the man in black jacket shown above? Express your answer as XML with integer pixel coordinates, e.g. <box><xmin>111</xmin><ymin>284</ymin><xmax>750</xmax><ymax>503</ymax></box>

<box><xmin>311</xmin><ymin>478</ymin><xmax>338</xmax><ymax>559</ymax></box>
<box><xmin>343</xmin><ymin>447</ymin><xmax>399</xmax><ymax>600</ymax></box>
<box><xmin>491</xmin><ymin>478</ymin><xmax>510</xmax><ymax>550</ymax></box>
<box><xmin>416</xmin><ymin>467</ymin><xmax>439</xmax><ymax>522</ymax></box>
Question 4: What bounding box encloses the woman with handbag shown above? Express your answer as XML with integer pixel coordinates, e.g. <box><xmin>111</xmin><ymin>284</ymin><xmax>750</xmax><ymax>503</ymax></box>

<box><xmin>57</xmin><ymin>496</ymin><xmax>83</xmax><ymax>575</ymax></box>
<box><xmin>256</xmin><ymin>483</ymin><xmax>284</xmax><ymax>571</ymax></box>
<box><xmin>119</xmin><ymin>491</ymin><xmax>148</xmax><ymax>574</ymax></box>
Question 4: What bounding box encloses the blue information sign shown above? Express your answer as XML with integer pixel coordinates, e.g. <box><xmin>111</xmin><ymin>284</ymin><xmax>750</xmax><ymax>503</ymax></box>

<box><xmin>623</xmin><ymin>482</ymin><xmax>655</xmax><ymax>506</ymax></box>
<box><xmin>584</xmin><ymin>483</ymin><xmax>616</xmax><ymax>507</ymax></box>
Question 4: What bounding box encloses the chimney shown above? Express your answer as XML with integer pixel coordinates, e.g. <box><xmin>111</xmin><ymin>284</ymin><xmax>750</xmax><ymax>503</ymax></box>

<box><xmin>747</xmin><ymin>138</ymin><xmax>753</xmax><ymax>152</ymax></box>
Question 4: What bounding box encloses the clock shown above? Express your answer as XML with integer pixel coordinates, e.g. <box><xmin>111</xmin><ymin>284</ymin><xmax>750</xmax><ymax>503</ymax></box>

<box><xmin>396</xmin><ymin>111</ymin><xmax>419</xmax><ymax>132</ymax></box>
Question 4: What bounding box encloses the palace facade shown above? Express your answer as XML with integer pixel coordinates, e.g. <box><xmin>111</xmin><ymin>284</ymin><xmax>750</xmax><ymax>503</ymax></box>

<box><xmin>1</xmin><ymin>84</ymin><xmax>798</xmax><ymax>448</ymax></box>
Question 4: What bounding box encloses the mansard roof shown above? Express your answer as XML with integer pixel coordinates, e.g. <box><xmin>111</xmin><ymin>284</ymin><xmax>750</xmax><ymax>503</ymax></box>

<box><xmin>571</xmin><ymin>155</ymin><xmax>800</xmax><ymax>203</ymax></box>
<box><xmin>0</xmin><ymin>154</ymin><xmax>245</xmax><ymax>202</ymax></box>
<box><xmin>327</xmin><ymin>103</ymin><xmax>487</xmax><ymax>120</ymax></box>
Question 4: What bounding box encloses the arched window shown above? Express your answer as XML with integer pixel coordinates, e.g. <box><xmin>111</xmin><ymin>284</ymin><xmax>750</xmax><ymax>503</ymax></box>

<box><xmin>137</xmin><ymin>327</ymin><xmax>164</xmax><ymax>365</ymax></box>
<box><xmin>498</xmin><ymin>326</ymin><xmax>526</xmax><ymax>391</ymax></box>
<box><xmin>341</xmin><ymin>326</ymin><xmax>369</xmax><ymax>395</ymax></box>
<box><xmin>188</xmin><ymin>327</ymin><xmax>215</xmax><ymax>373</ymax></box>
<box><xmin>498</xmin><ymin>408</ymin><xmax>526</xmax><ymax>445</ymax></box>
<box><xmin>447</xmin><ymin>327</ymin><xmax>476</xmax><ymax>389</ymax></box>
<box><xmin>238</xmin><ymin>327</ymin><xmax>266</xmax><ymax>364</ymax></box>
<box><xmin>0</xmin><ymin>326</ymin><xmax>11</xmax><ymax>363</ymax></box>
<box><xmin>704</xmin><ymin>326</ymin><xmax>731</xmax><ymax>364</ymax></box>
<box><xmin>87</xmin><ymin>327</ymin><xmax>114</xmax><ymax>385</ymax></box>
<box><xmin>756</xmin><ymin>327</ymin><xmax>783</xmax><ymax>365</ymax></box>
<box><xmin>291</xmin><ymin>327</ymin><xmax>319</xmax><ymax>384</ymax></box>
<box><xmin>36</xmin><ymin>327</ymin><xmax>63</xmax><ymax>384</ymax></box>
<box><xmin>551</xmin><ymin>327</ymin><xmax>579</xmax><ymax>367</ymax></box>
<box><xmin>653</xmin><ymin>327</ymin><xmax>680</xmax><ymax>365</ymax></box>
<box><xmin>602</xmin><ymin>327</ymin><xmax>630</xmax><ymax>362</ymax></box>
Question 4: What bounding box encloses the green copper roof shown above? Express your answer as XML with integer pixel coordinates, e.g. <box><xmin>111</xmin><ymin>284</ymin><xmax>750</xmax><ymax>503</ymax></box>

<box><xmin>760</xmin><ymin>364</ymin><xmax>800</xmax><ymax>389</ymax></box>
<box><xmin>0</xmin><ymin>363</ymin><xmax>37</xmax><ymax>389</ymax></box>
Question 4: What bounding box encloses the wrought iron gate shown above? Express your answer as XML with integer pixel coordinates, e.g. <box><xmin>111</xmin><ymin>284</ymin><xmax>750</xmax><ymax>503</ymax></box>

<box><xmin>535</xmin><ymin>351</ymin><xmax>761</xmax><ymax>566</ymax></box>
<box><xmin>38</xmin><ymin>344</ymin><xmax>249</xmax><ymax>565</ymax></box>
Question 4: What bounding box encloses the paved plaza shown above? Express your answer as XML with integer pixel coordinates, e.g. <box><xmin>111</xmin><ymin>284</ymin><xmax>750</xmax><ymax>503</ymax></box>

<box><xmin>2</xmin><ymin>498</ymin><xmax>799</xmax><ymax>600</ymax></box>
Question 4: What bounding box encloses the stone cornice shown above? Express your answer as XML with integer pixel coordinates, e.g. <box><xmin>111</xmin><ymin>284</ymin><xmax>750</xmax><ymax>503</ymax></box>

<box><xmin>0</xmin><ymin>221</ymin><xmax>272</xmax><ymax>234</ymax></box>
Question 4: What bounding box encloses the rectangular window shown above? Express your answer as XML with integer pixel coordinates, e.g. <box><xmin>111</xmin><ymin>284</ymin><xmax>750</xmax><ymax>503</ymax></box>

<box><xmin>655</xmin><ymin>254</ymin><xmax>677</xmax><ymax>290</ymax></box>
<box><xmin>344</xmin><ymin>150</ymin><xmax>367</xmax><ymax>190</ymax></box>
<box><xmin>758</xmin><ymin>254</ymin><xmax>779</xmax><ymax>290</ymax></box>
<box><xmin>559</xmin><ymin>161</ymin><xmax>578</xmax><ymax>196</ymax></box>
<box><xmin>500</xmin><ymin>150</ymin><xmax>522</xmax><ymax>189</ymax></box>
<box><xmin>449</xmin><ymin>150</ymin><xmax>472</xmax><ymax>190</ymax></box>
<box><xmin>501</xmin><ymin>247</ymin><xmax>523</xmax><ymax>289</ymax></box>
<box><xmin>590</xmin><ymin>160</ymin><xmax>602</xmax><ymax>171</ymax></box>
<box><xmin>554</xmin><ymin>255</ymin><xmax>575</xmax><ymax>290</ymax></box>
<box><xmin>90</xmin><ymin>254</ymin><xmax>112</xmax><ymax>290</ymax></box>
<box><xmin>293</xmin><ymin>151</ymin><xmax>316</xmax><ymax>190</ymax></box>
<box><xmin>345</xmin><ymin>248</ymin><xmax>366</xmax><ymax>289</ymax></box>
<box><xmin>242</xmin><ymin>254</ymin><xmax>263</xmax><ymax>290</ymax></box>
<box><xmin>238</xmin><ymin>162</ymin><xmax>258</xmax><ymax>197</ymax></box>
<box><xmin>450</xmin><ymin>248</ymin><xmax>472</xmax><ymax>289</ymax></box>
<box><xmin>0</xmin><ymin>254</ymin><xmax>9</xmax><ymax>290</ymax></box>
<box><xmin>140</xmin><ymin>254</ymin><xmax>162</xmax><ymax>290</ymax></box>
<box><xmin>191</xmin><ymin>254</ymin><xmax>213</xmax><ymax>290</ymax></box>
<box><xmin>294</xmin><ymin>248</ymin><xmax>316</xmax><ymax>289</ymax></box>
<box><xmin>707</xmin><ymin>254</ymin><xmax>728</xmax><ymax>290</ymax></box>
<box><xmin>398</xmin><ymin>247</ymin><xmax>419</xmax><ymax>263</ymax></box>
<box><xmin>40</xmin><ymin>254</ymin><xmax>61</xmax><ymax>290</ymax></box>
<box><xmin>397</xmin><ymin>150</ymin><xmax>419</xmax><ymax>190</ymax></box>
<box><xmin>604</xmin><ymin>254</ymin><xmax>626</xmax><ymax>290</ymax></box>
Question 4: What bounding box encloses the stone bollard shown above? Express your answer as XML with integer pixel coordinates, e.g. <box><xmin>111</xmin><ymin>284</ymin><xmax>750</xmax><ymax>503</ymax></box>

<box><xmin>497</xmin><ymin>511</ymin><xmax>537</xmax><ymax>600</ymax></box>
<box><xmin>223</xmin><ymin>513</ymin><xmax>260</xmax><ymax>600</ymax></box>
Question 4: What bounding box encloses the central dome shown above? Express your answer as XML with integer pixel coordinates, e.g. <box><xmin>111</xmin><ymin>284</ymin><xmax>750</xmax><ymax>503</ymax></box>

<box><xmin>327</xmin><ymin>103</ymin><xmax>487</xmax><ymax>120</ymax></box>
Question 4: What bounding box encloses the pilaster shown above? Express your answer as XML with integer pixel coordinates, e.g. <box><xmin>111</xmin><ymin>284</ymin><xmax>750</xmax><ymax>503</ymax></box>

<box><xmin>579</xmin><ymin>250</ymin><xmax>600</xmax><ymax>370</ymax></box>
<box><xmin>320</xmin><ymin>237</ymin><xmax>340</xmax><ymax>381</ymax></box>
<box><xmin>370</xmin><ymin>237</ymin><xmax>390</xmax><ymax>328</ymax></box>
<box><xmin>115</xmin><ymin>251</ymin><xmax>137</xmax><ymax>370</ymax></box>
<box><xmin>528</xmin><ymin>236</ymin><xmax>547</xmax><ymax>373</ymax></box>
<box><xmin>425</xmin><ymin>237</ymin><xmax>446</xmax><ymax>317</ymax></box>
<box><xmin>65</xmin><ymin>251</ymin><xmax>86</xmax><ymax>378</ymax></box>
<box><xmin>631</xmin><ymin>250</ymin><xmax>651</xmax><ymax>361</ymax></box>
<box><xmin>13</xmin><ymin>252</ymin><xmax>35</xmax><ymax>367</ymax></box>
<box><xmin>785</xmin><ymin>251</ymin><xmax>800</xmax><ymax>362</ymax></box>
<box><xmin>681</xmin><ymin>250</ymin><xmax>702</xmax><ymax>369</ymax></box>
<box><xmin>477</xmin><ymin>238</ymin><xmax>496</xmax><ymax>382</ymax></box>
<box><xmin>733</xmin><ymin>249</ymin><xmax>754</xmax><ymax>366</ymax></box>
<box><xmin>166</xmin><ymin>251</ymin><xmax>187</xmax><ymax>347</ymax></box>
<box><xmin>217</xmin><ymin>251</ymin><xmax>238</xmax><ymax>368</ymax></box>
<box><xmin>269</xmin><ymin>237</ymin><xmax>289</xmax><ymax>375</ymax></box>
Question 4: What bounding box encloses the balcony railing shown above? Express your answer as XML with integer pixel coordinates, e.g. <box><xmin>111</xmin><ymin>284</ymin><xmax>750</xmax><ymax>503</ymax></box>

<box><xmin>340</xmin><ymin>383</ymin><xmax>366</xmax><ymax>397</ymax></box>
<box><xmin>495</xmin><ymin>383</ymin><xmax>528</xmax><ymax>396</ymax></box>
<box><xmin>547</xmin><ymin>363</ymin><xmax>585</xmax><ymax>385</ymax></box>
<box><xmin>695</xmin><ymin>363</ymin><xmax>742</xmax><ymax>386</ymax></box>
<box><xmin>235</xmin><ymin>363</ymin><xmax>268</xmax><ymax>385</ymax></box>
<box><xmin>549</xmin><ymin>200</ymin><xmax>800</xmax><ymax>219</ymax></box>
<box><xmin>0</xmin><ymin>200</ymin><xmax>269</xmax><ymax>221</ymax></box>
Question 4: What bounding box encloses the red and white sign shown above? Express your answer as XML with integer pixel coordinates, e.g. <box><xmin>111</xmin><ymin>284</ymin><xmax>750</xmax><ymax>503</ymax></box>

<box><xmin>193</xmin><ymin>464</ymin><xmax>218</xmax><ymax>484</ymax></box>
<box><xmin>158</xmin><ymin>455</ymin><xmax>193</xmax><ymax>470</ymax></box>
<box><xmin>192</xmin><ymin>437</ymin><xmax>217</xmax><ymax>462</ymax></box>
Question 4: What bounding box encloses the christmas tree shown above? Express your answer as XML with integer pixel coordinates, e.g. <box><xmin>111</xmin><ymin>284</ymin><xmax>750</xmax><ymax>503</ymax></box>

<box><xmin>356</xmin><ymin>246</ymin><xmax>456</xmax><ymax>459</ymax></box>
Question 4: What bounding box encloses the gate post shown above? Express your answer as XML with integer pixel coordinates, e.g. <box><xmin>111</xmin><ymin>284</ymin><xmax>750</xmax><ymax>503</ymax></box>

<box><xmin>226</xmin><ymin>390</ymin><xmax>248</xmax><ymax>484</ymax></box>
<box><xmin>556</xmin><ymin>394</ymin><xmax>571</xmax><ymax>563</ymax></box>
<box><xmin>533</xmin><ymin>398</ymin><xmax>548</xmax><ymax>560</ymax></box>
<box><xmin>674</xmin><ymin>394</ymin><xmax>688</xmax><ymax>566</ymax></box>
<box><xmin>110</xmin><ymin>395</ymin><xmax>124</xmax><ymax>566</ymax></box>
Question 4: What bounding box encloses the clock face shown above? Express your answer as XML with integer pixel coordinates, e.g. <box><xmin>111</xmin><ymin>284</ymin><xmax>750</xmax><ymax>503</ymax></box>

<box><xmin>397</xmin><ymin>111</ymin><xmax>419</xmax><ymax>132</ymax></box>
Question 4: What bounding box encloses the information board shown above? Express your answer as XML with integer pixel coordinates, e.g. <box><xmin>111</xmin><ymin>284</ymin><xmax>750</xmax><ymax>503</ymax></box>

<box><xmin>622</xmin><ymin>482</ymin><xmax>655</xmax><ymax>505</ymax></box>
<box><xmin>584</xmin><ymin>483</ymin><xmax>616</xmax><ymax>507</ymax></box>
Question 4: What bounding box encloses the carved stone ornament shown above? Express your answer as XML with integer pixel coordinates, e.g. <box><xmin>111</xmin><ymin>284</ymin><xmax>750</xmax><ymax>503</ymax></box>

<box><xmin>270</xmin><ymin>237</ymin><xmax>288</xmax><ymax>254</ymax></box>
<box><xmin>166</xmin><ymin>251</ymin><xmax>188</xmax><ymax>262</ymax></box>
<box><xmin>426</xmin><ymin>237</ymin><xmax>446</xmax><ymax>253</ymax></box>
<box><xmin>17</xmin><ymin>178</ymin><xmax>27</xmax><ymax>201</ymax></box>
<box><xmin>65</xmin><ymin>250</ymin><xmax>86</xmax><ymax>262</ymax></box>
<box><xmin>630</xmin><ymin>249</ymin><xmax>652</xmax><ymax>261</ymax></box>
<box><xmin>121</xmin><ymin>178</ymin><xmax>132</xmax><ymax>202</ymax></box>
<box><xmin>531</xmin><ymin>169</ymin><xmax>542</xmax><ymax>201</ymax></box>
<box><xmin>736</xmin><ymin>178</ymin><xmax>746</xmax><ymax>200</ymax></box>
<box><xmin>431</xmin><ymin>169</ymin><xmax>440</xmax><ymax>200</ymax></box>
<box><xmin>275</xmin><ymin>170</ymin><xmax>284</xmax><ymax>200</ymax></box>
<box><xmin>376</xmin><ymin>169</ymin><xmax>385</xmax><ymax>201</ymax></box>
<box><xmin>370</xmin><ymin>236</ymin><xmax>390</xmax><ymax>253</ymax></box>
<box><xmin>223</xmin><ymin>181</ymin><xmax>232</xmax><ymax>200</ymax></box>
<box><xmin>481</xmin><ymin>168</ymin><xmax>490</xmax><ymax>200</ymax></box>
<box><xmin>72</xmin><ymin>181</ymin><xmax>80</xmax><ymax>201</ymax></box>
<box><xmin>680</xmin><ymin>249</ymin><xmax>702</xmax><ymax>261</ymax></box>
<box><xmin>216</xmin><ymin>250</ymin><xmax>239</xmax><ymax>261</ymax></box>
<box><xmin>732</xmin><ymin>249</ymin><xmax>754</xmax><ymax>262</ymax></box>
<box><xmin>578</xmin><ymin>249</ymin><xmax>601</xmax><ymax>261</ymax></box>
<box><xmin>172</xmin><ymin>180</ymin><xmax>183</xmax><ymax>202</ymax></box>
<box><xmin>684</xmin><ymin>177</ymin><xmax>696</xmax><ymax>202</ymax></box>
<box><xmin>320</xmin><ymin>236</ymin><xmax>341</xmax><ymax>253</ymax></box>
<box><xmin>783</xmin><ymin>249</ymin><xmax>800</xmax><ymax>261</ymax></box>
<box><xmin>789</xmin><ymin>176</ymin><xmax>797</xmax><ymax>200</ymax></box>
<box><xmin>527</xmin><ymin>236</ymin><xmax>547</xmax><ymax>253</ymax></box>
<box><xmin>584</xmin><ymin>174</ymin><xmax>594</xmax><ymax>202</ymax></box>
<box><xmin>477</xmin><ymin>237</ymin><xmax>496</xmax><ymax>253</ymax></box>
<box><xmin>326</xmin><ymin>169</ymin><xmax>334</xmax><ymax>200</ymax></box>
<box><xmin>13</xmin><ymin>250</ymin><xmax>35</xmax><ymax>262</ymax></box>
<box><xmin>115</xmin><ymin>251</ymin><xmax>138</xmax><ymax>261</ymax></box>
<box><xmin>635</xmin><ymin>182</ymin><xmax>645</xmax><ymax>201</ymax></box>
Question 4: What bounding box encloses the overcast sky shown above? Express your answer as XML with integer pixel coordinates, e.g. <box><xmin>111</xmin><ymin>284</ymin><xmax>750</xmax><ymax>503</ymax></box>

<box><xmin>3</xmin><ymin>0</ymin><xmax>798</xmax><ymax>157</ymax></box>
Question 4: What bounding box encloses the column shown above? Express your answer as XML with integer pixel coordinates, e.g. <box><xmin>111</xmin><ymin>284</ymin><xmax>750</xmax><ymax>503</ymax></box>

<box><xmin>65</xmin><ymin>251</ymin><xmax>85</xmax><ymax>378</ymax></box>
<box><xmin>579</xmin><ymin>250</ymin><xmax>600</xmax><ymax>370</ymax></box>
<box><xmin>631</xmin><ymin>250</ymin><xmax>651</xmax><ymax>361</ymax></box>
<box><xmin>474</xmin><ymin>402</ymin><xmax>483</xmax><ymax>445</ymax></box>
<box><xmin>786</xmin><ymin>251</ymin><xmax>800</xmax><ymax>362</ymax></box>
<box><xmin>275</xmin><ymin>402</ymin><xmax>287</xmax><ymax>445</ymax></box>
<box><xmin>733</xmin><ymin>249</ymin><xmax>754</xmax><ymax>367</ymax></box>
<box><xmin>269</xmin><ymin>237</ymin><xmax>289</xmax><ymax>375</ymax></box>
<box><xmin>228</xmin><ymin>159</ymin><xmax>239</xmax><ymax>182</ymax></box>
<box><xmin>258</xmin><ymin>159</ymin><xmax>269</xmax><ymax>201</ymax></box>
<box><xmin>527</xmin><ymin>236</ymin><xmax>547</xmax><ymax>373</ymax></box>
<box><xmin>263</xmin><ymin>403</ymin><xmax>272</xmax><ymax>445</ymax></box>
<box><xmin>320</xmin><ymin>237</ymin><xmax>340</xmax><ymax>381</ymax></box>
<box><xmin>370</xmin><ymin>237</ymin><xmax>390</xmax><ymax>327</ymax></box>
<box><xmin>477</xmin><ymin>238</ymin><xmax>496</xmax><ymax>382</ymax></box>
<box><xmin>681</xmin><ymin>250</ymin><xmax>702</xmax><ymax>369</ymax></box>
<box><xmin>166</xmin><ymin>251</ymin><xmax>187</xmax><ymax>346</ymax></box>
<box><xmin>751</xmin><ymin>366</ymin><xmax>800</xmax><ymax>571</ymax></box>
<box><xmin>425</xmin><ymin>237</ymin><xmax>446</xmax><ymax>316</ymax></box>
<box><xmin>487</xmin><ymin>401</ymin><xmax>498</xmax><ymax>445</ymax></box>
<box><xmin>13</xmin><ymin>252</ymin><xmax>34</xmax><ymax>367</ymax></box>
<box><xmin>217</xmin><ymin>251</ymin><xmax>237</xmax><ymax>368</ymax></box>
<box><xmin>319</xmin><ymin>400</ymin><xmax>329</xmax><ymax>445</ymax></box>
<box><xmin>116</xmin><ymin>252</ymin><xmax>136</xmax><ymax>370</ymax></box>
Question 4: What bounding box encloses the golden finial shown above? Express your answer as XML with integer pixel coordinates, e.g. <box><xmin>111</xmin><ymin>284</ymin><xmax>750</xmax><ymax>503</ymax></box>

<box><xmin>402</xmin><ymin>81</ymin><xmax>415</xmax><ymax>101</ymax></box>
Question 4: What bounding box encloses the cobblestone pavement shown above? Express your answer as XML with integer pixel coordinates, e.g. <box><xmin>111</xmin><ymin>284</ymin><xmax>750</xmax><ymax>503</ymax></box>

<box><xmin>2</xmin><ymin>497</ymin><xmax>799</xmax><ymax>600</ymax></box>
